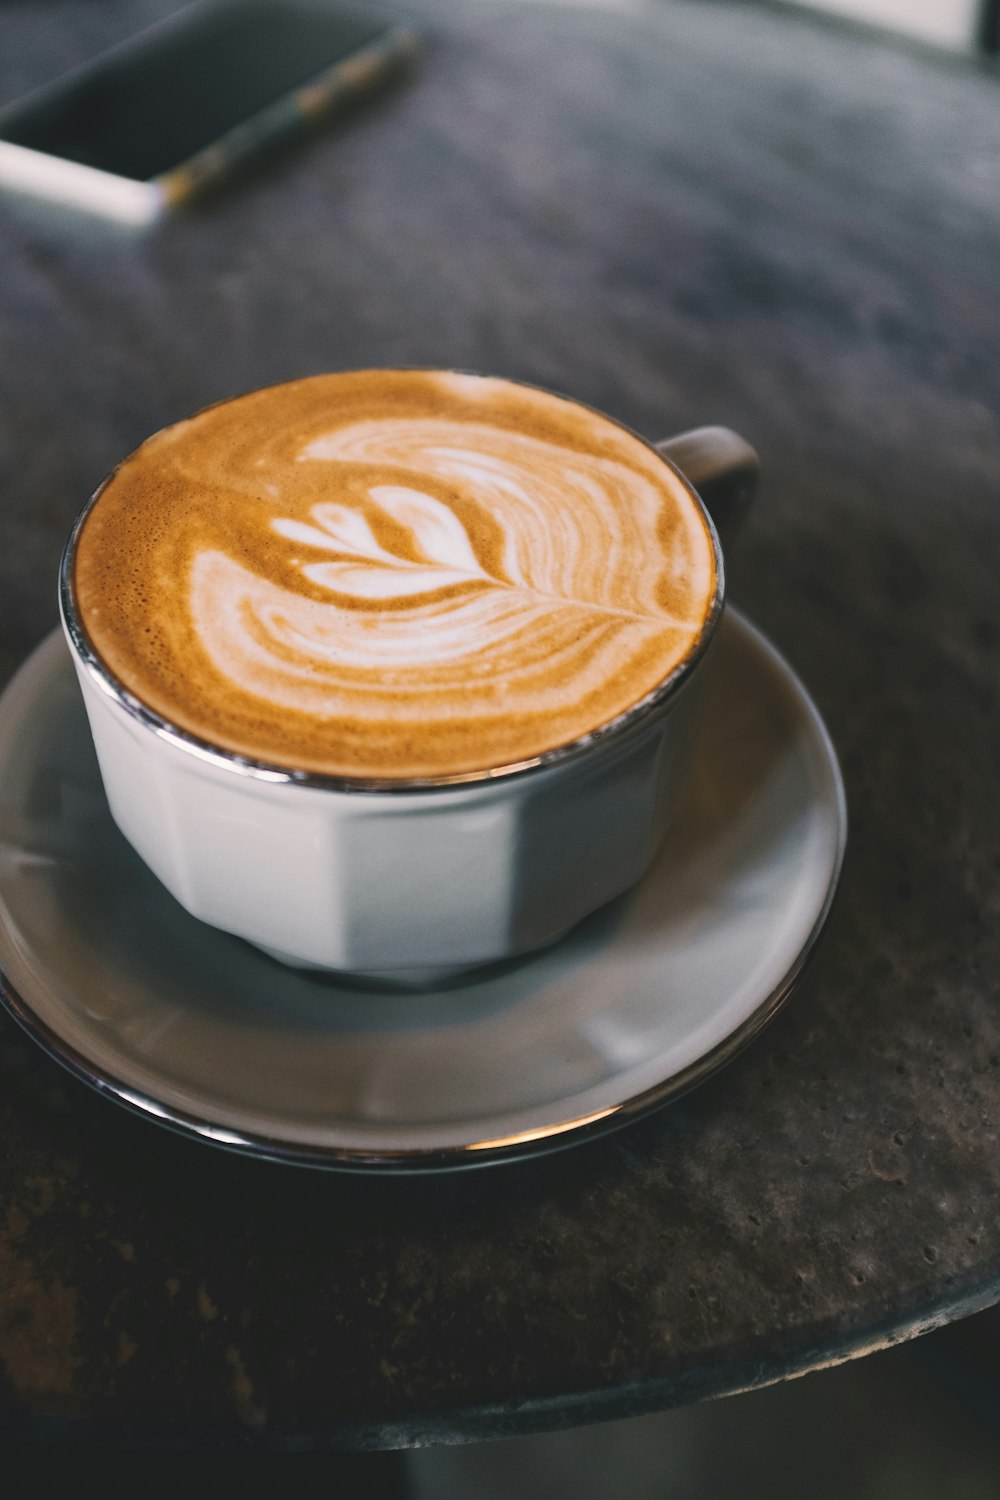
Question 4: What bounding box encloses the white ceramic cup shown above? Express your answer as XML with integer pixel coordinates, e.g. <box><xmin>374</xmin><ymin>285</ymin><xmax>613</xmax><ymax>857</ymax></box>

<box><xmin>60</xmin><ymin>412</ymin><xmax>756</xmax><ymax>985</ymax></box>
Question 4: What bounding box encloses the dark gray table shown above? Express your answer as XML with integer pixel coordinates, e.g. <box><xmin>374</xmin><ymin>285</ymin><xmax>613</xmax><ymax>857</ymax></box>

<box><xmin>1</xmin><ymin>0</ymin><xmax>999</xmax><ymax>1453</ymax></box>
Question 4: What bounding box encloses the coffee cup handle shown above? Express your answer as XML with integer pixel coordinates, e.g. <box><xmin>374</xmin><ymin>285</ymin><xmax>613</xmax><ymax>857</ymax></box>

<box><xmin>655</xmin><ymin>427</ymin><xmax>758</xmax><ymax>554</ymax></box>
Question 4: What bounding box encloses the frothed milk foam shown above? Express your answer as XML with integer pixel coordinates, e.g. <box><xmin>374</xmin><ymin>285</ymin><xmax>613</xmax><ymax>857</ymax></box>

<box><xmin>73</xmin><ymin>372</ymin><xmax>717</xmax><ymax>778</ymax></box>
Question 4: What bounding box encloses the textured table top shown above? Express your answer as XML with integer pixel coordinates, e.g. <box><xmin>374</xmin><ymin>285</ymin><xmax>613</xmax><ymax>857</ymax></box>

<box><xmin>1</xmin><ymin>0</ymin><xmax>999</xmax><ymax>1452</ymax></box>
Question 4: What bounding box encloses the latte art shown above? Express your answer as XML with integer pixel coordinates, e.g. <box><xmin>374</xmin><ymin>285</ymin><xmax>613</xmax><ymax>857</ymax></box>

<box><xmin>72</xmin><ymin>372</ymin><xmax>718</xmax><ymax>778</ymax></box>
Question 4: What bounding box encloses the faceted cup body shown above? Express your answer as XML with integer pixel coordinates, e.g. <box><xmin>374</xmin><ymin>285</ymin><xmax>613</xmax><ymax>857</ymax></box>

<box><xmin>66</xmin><ymin>649</ymin><xmax>702</xmax><ymax>981</ymax></box>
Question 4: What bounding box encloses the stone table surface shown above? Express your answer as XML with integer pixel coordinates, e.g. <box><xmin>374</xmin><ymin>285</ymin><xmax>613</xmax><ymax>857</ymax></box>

<box><xmin>0</xmin><ymin>0</ymin><xmax>998</xmax><ymax>1453</ymax></box>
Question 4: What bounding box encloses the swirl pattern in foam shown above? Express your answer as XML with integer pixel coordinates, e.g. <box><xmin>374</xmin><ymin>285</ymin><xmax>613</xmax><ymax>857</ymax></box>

<box><xmin>72</xmin><ymin>372</ymin><xmax>717</xmax><ymax>778</ymax></box>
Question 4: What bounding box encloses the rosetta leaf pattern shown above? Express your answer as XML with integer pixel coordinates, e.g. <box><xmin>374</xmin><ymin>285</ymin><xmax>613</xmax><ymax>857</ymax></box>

<box><xmin>271</xmin><ymin>486</ymin><xmax>491</xmax><ymax>600</ymax></box>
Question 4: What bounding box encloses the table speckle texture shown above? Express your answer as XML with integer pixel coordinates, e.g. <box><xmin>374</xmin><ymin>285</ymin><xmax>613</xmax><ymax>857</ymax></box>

<box><xmin>0</xmin><ymin>0</ymin><xmax>998</xmax><ymax>1451</ymax></box>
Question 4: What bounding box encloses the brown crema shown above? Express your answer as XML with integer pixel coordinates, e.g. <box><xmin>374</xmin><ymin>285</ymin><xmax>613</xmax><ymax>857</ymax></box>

<box><xmin>72</xmin><ymin>371</ymin><xmax>718</xmax><ymax>778</ymax></box>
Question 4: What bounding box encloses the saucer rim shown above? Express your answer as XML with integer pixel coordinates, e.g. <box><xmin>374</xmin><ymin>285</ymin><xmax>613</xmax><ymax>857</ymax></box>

<box><xmin>0</xmin><ymin>914</ymin><xmax>834</xmax><ymax>1172</ymax></box>
<box><xmin>0</xmin><ymin>610</ymin><xmax>847</xmax><ymax>1173</ymax></box>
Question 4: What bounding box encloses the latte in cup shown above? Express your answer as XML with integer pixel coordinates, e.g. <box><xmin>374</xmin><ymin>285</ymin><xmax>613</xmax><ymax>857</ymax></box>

<box><xmin>72</xmin><ymin>370</ymin><xmax>718</xmax><ymax>780</ymax></box>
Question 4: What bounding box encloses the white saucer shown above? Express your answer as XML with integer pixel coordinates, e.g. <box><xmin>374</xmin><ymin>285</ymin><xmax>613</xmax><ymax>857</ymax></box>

<box><xmin>0</xmin><ymin>610</ymin><xmax>845</xmax><ymax>1172</ymax></box>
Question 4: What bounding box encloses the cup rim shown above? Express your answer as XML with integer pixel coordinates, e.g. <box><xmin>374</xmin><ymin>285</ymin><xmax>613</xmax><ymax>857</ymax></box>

<box><xmin>58</xmin><ymin>369</ymin><xmax>726</xmax><ymax>795</ymax></box>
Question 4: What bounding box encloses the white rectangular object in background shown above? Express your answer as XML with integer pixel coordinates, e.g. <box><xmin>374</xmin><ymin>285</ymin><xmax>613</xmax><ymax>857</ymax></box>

<box><xmin>791</xmin><ymin>0</ymin><xmax>982</xmax><ymax>49</ymax></box>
